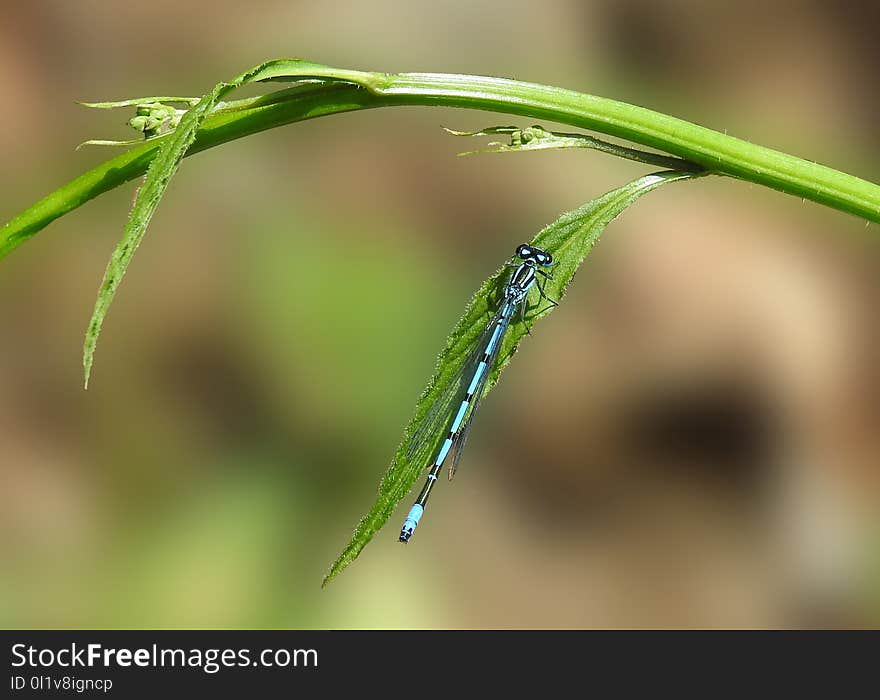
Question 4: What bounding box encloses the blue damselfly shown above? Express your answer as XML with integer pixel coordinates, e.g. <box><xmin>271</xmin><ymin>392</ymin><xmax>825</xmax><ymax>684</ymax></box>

<box><xmin>399</xmin><ymin>244</ymin><xmax>556</xmax><ymax>542</ymax></box>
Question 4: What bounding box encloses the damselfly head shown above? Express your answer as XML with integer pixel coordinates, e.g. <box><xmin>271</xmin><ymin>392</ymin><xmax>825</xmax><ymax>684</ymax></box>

<box><xmin>516</xmin><ymin>244</ymin><xmax>553</xmax><ymax>266</ymax></box>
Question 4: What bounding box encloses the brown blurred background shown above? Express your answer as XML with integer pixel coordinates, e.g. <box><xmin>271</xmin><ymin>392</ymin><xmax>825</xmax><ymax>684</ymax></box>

<box><xmin>1</xmin><ymin>1</ymin><xmax>879</xmax><ymax>628</ymax></box>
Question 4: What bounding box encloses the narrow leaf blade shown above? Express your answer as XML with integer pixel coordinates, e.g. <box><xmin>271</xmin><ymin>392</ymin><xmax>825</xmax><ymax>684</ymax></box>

<box><xmin>82</xmin><ymin>84</ymin><xmax>226</xmax><ymax>387</ymax></box>
<box><xmin>81</xmin><ymin>60</ymin><xmax>377</xmax><ymax>387</ymax></box>
<box><xmin>323</xmin><ymin>169</ymin><xmax>704</xmax><ymax>585</ymax></box>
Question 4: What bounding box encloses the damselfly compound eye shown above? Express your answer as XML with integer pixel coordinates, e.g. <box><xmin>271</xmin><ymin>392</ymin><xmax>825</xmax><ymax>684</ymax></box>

<box><xmin>516</xmin><ymin>244</ymin><xmax>531</xmax><ymax>258</ymax></box>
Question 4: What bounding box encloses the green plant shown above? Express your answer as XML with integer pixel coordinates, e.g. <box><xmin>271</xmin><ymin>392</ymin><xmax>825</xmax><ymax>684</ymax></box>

<box><xmin>1</xmin><ymin>59</ymin><xmax>877</xmax><ymax>584</ymax></box>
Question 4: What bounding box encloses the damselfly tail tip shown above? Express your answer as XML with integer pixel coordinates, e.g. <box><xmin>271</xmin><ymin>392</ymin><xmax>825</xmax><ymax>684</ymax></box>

<box><xmin>399</xmin><ymin>504</ymin><xmax>423</xmax><ymax>544</ymax></box>
<box><xmin>399</xmin><ymin>521</ymin><xmax>416</xmax><ymax>542</ymax></box>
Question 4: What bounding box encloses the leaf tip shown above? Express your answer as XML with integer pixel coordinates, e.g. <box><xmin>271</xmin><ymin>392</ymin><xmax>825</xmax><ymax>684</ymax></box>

<box><xmin>83</xmin><ymin>347</ymin><xmax>93</xmax><ymax>390</ymax></box>
<box><xmin>83</xmin><ymin>317</ymin><xmax>101</xmax><ymax>390</ymax></box>
<box><xmin>321</xmin><ymin>562</ymin><xmax>342</xmax><ymax>588</ymax></box>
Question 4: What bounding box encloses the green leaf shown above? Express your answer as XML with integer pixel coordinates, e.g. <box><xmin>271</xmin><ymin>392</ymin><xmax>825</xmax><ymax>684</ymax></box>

<box><xmin>322</xmin><ymin>168</ymin><xmax>705</xmax><ymax>586</ymax></box>
<box><xmin>75</xmin><ymin>138</ymin><xmax>160</xmax><ymax>150</ymax></box>
<box><xmin>81</xmin><ymin>60</ymin><xmax>382</xmax><ymax>387</ymax></box>
<box><xmin>77</xmin><ymin>97</ymin><xmax>201</xmax><ymax>108</ymax></box>
<box><xmin>445</xmin><ymin>124</ymin><xmax>703</xmax><ymax>172</ymax></box>
<box><xmin>82</xmin><ymin>84</ymin><xmax>226</xmax><ymax>387</ymax></box>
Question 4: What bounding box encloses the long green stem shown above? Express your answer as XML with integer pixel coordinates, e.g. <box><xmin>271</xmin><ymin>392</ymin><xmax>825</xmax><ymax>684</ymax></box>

<box><xmin>3</xmin><ymin>66</ymin><xmax>879</xmax><ymax>259</ymax></box>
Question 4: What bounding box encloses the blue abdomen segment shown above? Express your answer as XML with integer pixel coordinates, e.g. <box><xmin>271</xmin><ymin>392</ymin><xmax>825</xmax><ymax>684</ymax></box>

<box><xmin>399</xmin><ymin>504</ymin><xmax>424</xmax><ymax>543</ymax></box>
<box><xmin>467</xmin><ymin>361</ymin><xmax>487</xmax><ymax>394</ymax></box>
<box><xmin>436</xmin><ymin>437</ymin><xmax>453</xmax><ymax>464</ymax></box>
<box><xmin>485</xmin><ymin>322</ymin><xmax>504</xmax><ymax>355</ymax></box>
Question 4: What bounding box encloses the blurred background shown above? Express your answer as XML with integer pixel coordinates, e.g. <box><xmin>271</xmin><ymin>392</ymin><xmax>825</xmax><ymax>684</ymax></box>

<box><xmin>1</xmin><ymin>0</ymin><xmax>879</xmax><ymax>629</ymax></box>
